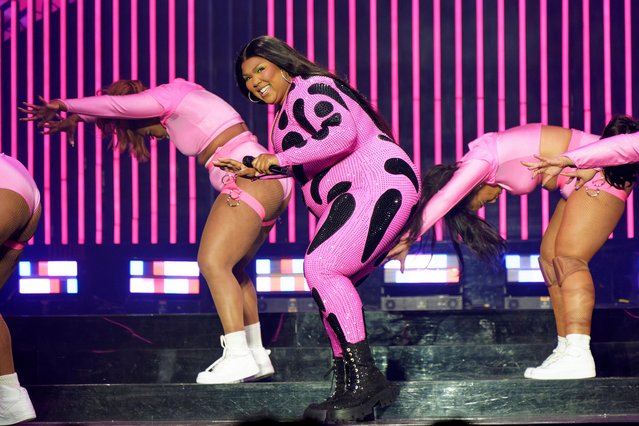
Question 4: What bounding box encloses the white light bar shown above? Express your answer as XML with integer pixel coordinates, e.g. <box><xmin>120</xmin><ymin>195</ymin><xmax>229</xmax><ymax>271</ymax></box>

<box><xmin>255</xmin><ymin>258</ymin><xmax>309</xmax><ymax>293</ymax></box>
<box><xmin>128</xmin><ymin>260</ymin><xmax>200</xmax><ymax>294</ymax></box>
<box><xmin>18</xmin><ymin>261</ymin><xmax>79</xmax><ymax>294</ymax></box>
<box><xmin>505</xmin><ymin>254</ymin><xmax>545</xmax><ymax>283</ymax></box>
<box><xmin>383</xmin><ymin>254</ymin><xmax>460</xmax><ymax>284</ymax></box>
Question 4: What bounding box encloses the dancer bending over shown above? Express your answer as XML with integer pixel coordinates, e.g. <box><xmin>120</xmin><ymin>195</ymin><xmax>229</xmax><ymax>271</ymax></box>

<box><xmin>20</xmin><ymin>78</ymin><xmax>293</xmax><ymax>384</ymax></box>
<box><xmin>387</xmin><ymin>120</ymin><xmax>634</xmax><ymax>380</ymax></box>
<box><xmin>0</xmin><ymin>153</ymin><xmax>39</xmax><ymax>424</ymax></box>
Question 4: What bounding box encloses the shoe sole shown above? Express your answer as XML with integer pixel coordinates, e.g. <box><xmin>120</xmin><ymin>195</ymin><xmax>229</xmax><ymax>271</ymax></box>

<box><xmin>324</xmin><ymin>385</ymin><xmax>397</xmax><ymax>424</ymax></box>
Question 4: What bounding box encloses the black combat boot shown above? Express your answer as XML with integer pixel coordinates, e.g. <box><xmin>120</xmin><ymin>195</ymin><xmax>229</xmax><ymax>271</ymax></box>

<box><xmin>324</xmin><ymin>340</ymin><xmax>396</xmax><ymax>423</ymax></box>
<box><xmin>303</xmin><ymin>357</ymin><xmax>347</xmax><ymax>421</ymax></box>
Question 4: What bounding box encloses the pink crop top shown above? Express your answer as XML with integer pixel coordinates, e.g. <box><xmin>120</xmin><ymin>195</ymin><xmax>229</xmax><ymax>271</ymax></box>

<box><xmin>61</xmin><ymin>78</ymin><xmax>244</xmax><ymax>157</ymax></box>
<box><xmin>565</xmin><ymin>132</ymin><xmax>639</xmax><ymax>168</ymax></box>
<box><xmin>416</xmin><ymin>124</ymin><xmax>600</xmax><ymax>236</ymax></box>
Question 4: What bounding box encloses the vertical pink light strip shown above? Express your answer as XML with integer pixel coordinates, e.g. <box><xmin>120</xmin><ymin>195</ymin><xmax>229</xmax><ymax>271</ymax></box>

<box><xmin>60</xmin><ymin>0</ymin><xmax>69</xmax><ymax>244</ymax></box>
<box><xmin>476</xmin><ymin>0</ymin><xmax>486</xmax><ymax>220</ymax></box>
<box><xmin>188</xmin><ymin>0</ymin><xmax>196</xmax><ymax>244</ymax></box>
<box><xmin>307</xmin><ymin>0</ymin><xmax>317</xmax><ymax>240</ymax></box>
<box><xmin>10</xmin><ymin>1</ymin><xmax>18</xmax><ymax>157</ymax></box>
<box><xmin>131</xmin><ymin>0</ymin><xmax>140</xmax><ymax>244</ymax></box>
<box><xmin>112</xmin><ymin>0</ymin><xmax>121</xmax><ymax>244</ymax></box>
<box><xmin>267</xmin><ymin>0</ymin><xmax>277</xmax><ymax>243</ymax></box>
<box><xmin>562</xmin><ymin>0</ymin><xmax>569</xmax><ymax>128</ymax></box>
<box><xmin>433</xmin><ymin>0</ymin><xmax>441</xmax><ymax>165</ymax></box>
<box><xmin>168</xmin><ymin>0</ymin><xmax>177</xmax><ymax>243</ymax></box>
<box><xmin>94</xmin><ymin>0</ymin><xmax>103</xmax><ymax>244</ymax></box>
<box><xmin>328</xmin><ymin>0</ymin><xmax>335</xmax><ymax>73</ymax></box>
<box><xmin>285</xmin><ymin>0</ymin><xmax>296</xmax><ymax>243</ymax></box>
<box><xmin>603</xmin><ymin>0</ymin><xmax>611</xmax><ymax>123</ymax></box>
<box><xmin>77</xmin><ymin>0</ymin><xmax>86</xmax><ymax>244</ymax></box>
<box><xmin>413</xmin><ymin>0</ymin><xmax>421</xmax><ymax>173</ymax></box>
<box><xmin>369</xmin><ymin>0</ymin><xmax>378</xmax><ymax>109</ymax></box>
<box><xmin>582</xmin><ymin>0</ymin><xmax>591</xmax><ymax>134</ymax></box>
<box><xmin>27</xmin><ymin>0</ymin><xmax>34</xmax><ymax>174</ymax></box>
<box><xmin>624</xmin><ymin>0</ymin><xmax>634</xmax><ymax>238</ymax></box>
<box><xmin>390</xmin><ymin>0</ymin><xmax>399</xmax><ymax>141</ymax></box>
<box><xmin>433</xmin><ymin>0</ymin><xmax>443</xmax><ymax>240</ymax></box>
<box><xmin>454</xmin><ymin>0</ymin><xmax>462</xmax><ymax>162</ymax></box>
<box><xmin>497</xmin><ymin>0</ymin><xmax>507</xmax><ymax>239</ymax></box>
<box><xmin>349</xmin><ymin>0</ymin><xmax>357</xmax><ymax>88</ymax></box>
<box><xmin>518</xmin><ymin>0</ymin><xmax>529</xmax><ymax>238</ymax></box>
<box><xmin>539</xmin><ymin>0</ymin><xmax>549</xmax><ymax>234</ymax></box>
<box><xmin>150</xmin><ymin>0</ymin><xmax>159</xmax><ymax>243</ymax></box>
<box><xmin>43</xmin><ymin>0</ymin><xmax>52</xmax><ymax>244</ymax></box>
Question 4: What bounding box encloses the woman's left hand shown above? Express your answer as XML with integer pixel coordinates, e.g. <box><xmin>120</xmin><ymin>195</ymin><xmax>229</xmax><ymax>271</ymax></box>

<box><xmin>563</xmin><ymin>168</ymin><xmax>598</xmax><ymax>190</ymax></box>
<box><xmin>383</xmin><ymin>238</ymin><xmax>414</xmax><ymax>273</ymax></box>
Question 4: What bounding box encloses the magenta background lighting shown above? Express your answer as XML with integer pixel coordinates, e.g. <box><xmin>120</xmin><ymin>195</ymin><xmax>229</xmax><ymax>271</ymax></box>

<box><xmin>2</xmin><ymin>0</ymin><xmax>636</xmax><ymax>253</ymax></box>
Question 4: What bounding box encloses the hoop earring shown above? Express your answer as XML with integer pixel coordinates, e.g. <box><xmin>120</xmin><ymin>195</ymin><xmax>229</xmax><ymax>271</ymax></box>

<box><xmin>247</xmin><ymin>92</ymin><xmax>260</xmax><ymax>104</ymax></box>
<box><xmin>280</xmin><ymin>69</ymin><xmax>292</xmax><ymax>84</ymax></box>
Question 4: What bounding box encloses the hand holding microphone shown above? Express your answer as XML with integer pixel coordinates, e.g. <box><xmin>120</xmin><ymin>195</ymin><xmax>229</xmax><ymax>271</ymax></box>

<box><xmin>242</xmin><ymin>155</ymin><xmax>290</xmax><ymax>176</ymax></box>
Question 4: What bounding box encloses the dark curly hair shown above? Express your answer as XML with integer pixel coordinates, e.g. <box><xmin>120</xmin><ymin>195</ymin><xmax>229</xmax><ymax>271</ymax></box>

<box><xmin>601</xmin><ymin>115</ymin><xmax>639</xmax><ymax>189</ymax></box>
<box><xmin>407</xmin><ymin>164</ymin><xmax>506</xmax><ymax>266</ymax></box>
<box><xmin>235</xmin><ymin>35</ymin><xmax>395</xmax><ymax>142</ymax></box>
<box><xmin>95</xmin><ymin>79</ymin><xmax>160</xmax><ymax>161</ymax></box>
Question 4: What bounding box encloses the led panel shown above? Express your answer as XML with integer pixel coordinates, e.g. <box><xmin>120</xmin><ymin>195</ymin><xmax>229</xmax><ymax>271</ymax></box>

<box><xmin>255</xmin><ymin>258</ymin><xmax>309</xmax><ymax>293</ymax></box>
<box><xmin>383</xmin><ymin>254</ymin><xmax>460</xmax><ymax>284</ymax></box>
<box><xmin>505</xmin><ymin>254</ymin><xmax>544</xmax><ymax>283</ymax></box>
<box><xmin>18</xmin><ymin>260</ymin><xmax>78</xmax><ymax>294</ymax></box>
<box><xmin>129</xmin><ymin>260</ymin><xmax>200</xmax><ymax>294</ymax></box>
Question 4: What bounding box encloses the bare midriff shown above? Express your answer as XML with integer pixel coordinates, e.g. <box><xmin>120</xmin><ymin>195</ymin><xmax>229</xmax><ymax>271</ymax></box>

<box><xmin>539</xmin><ymin>125</ymin><xmax>573</xmax><ymax>191</ymax></box>
<box><xmin>196</xmin><ymin>122</ymin><xmax>250</xmax><ymax>166</ymax></box>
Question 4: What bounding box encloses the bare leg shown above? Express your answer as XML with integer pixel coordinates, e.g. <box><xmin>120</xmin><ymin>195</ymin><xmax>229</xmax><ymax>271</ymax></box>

<box><xmin>539</xmin><ymin>199</ymin><xmax>566</xmax><ymax>336</ymax></box>
<box><xmin>529</xmin><ymin>187</ymin><xmax>627</xmax><ymax>380</ymax></box>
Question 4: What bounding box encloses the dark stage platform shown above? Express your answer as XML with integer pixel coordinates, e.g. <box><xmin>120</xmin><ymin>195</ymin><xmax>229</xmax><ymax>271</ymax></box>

<box><xmin>6</xmin><ymin>309</ymin><xmax>639</xmax><ymax>425</ymax></box>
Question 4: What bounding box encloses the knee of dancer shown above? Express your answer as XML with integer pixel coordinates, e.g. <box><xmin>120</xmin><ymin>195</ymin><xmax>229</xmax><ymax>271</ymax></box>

<box><xmin>538</xmin><ymin>256</ymin><xmax>558</xmax><ymax>288</ymax></box>
<box><xmin>552</xmin><ymin>256</ymin><xmax>590</xmax><ymax>286</ymax></box>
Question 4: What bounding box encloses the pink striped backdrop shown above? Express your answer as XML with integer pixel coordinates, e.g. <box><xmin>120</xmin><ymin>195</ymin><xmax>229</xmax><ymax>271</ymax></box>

<box><xmin>1</xmin><ymin>0</ymin><xmax>637</xmax><ymax>249</ymax></box>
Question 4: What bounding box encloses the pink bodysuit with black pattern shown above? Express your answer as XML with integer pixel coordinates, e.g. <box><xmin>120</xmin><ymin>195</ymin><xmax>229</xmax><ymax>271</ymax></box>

<box><xmin>415</xmin><ymin>123</ymin><xmax>630</xmax><ymax>237</ymax></box>
<box><xmin>61</xmin><ymin>78</ymin><xmax>292</xmax><ymax>224</ymax></box>
<box><xmin>272</xmin><ymin>75</ymin><xmax>421</xmax><ymax>356</ymax></box>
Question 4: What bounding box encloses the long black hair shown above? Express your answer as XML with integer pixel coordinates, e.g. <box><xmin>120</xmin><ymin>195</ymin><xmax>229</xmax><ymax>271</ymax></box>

<box><xmin>235</xmin><ymin>35</ymin><xmax>395</xmax><ymax>141</ymax></box>
<box><xmin>407</xmin><ymin>164</ymin><xmax>506</xmax><ymax>266</ymax></box>
<box><xmin>601</xmin><ymin>115</ymin><xmax>639</xmax><ymax>189</ymax></box>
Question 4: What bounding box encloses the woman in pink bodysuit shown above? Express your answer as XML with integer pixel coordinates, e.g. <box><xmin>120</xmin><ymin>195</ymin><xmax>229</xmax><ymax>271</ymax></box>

<box><xmin>387</xmin><ymin>119</ymin><xmax>635</xmax><ymax>381</ymax></box>
<box><xmin>20</xmin><ymin>78</ymin><xmax>293</xmax><ymax>385</ymax></box>
<box><xmin>220</xmin><ymin>35</ymin><xmax>421</xmax><ymax>423</ymax></box>
<box><xmin>0</xmin><ymin>154</ymin><xmax>39</xmax><ymax>424</ymax></box>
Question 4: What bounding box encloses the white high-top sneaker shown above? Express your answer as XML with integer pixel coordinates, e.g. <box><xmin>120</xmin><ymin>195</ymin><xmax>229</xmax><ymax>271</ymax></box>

<box><xmin>0</xmin><ymin>385</ymin><xmax>36</xmax><ymax>425</ymax></box>
<box><xmin>527</xmin><ymin>334</ymin><xmax>596</xmax><ymax>380</ymax></box>
<box><xmin>524</xmin><ymin>337</ymin><xmax>567</xmax><ymax>378</ymax></box>
<box><xmin>196</xmin><ymin>335</ymin><xmax>260</xmax><ymax>384</ymax></box>
<box><xmin>247</xmin><ymin>347</ymin><xmax>275</xmax><ymax>381</ymax></box>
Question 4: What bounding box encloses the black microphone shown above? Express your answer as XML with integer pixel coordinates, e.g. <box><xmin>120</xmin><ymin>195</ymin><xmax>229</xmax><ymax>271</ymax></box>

<box><xmin>242</xmin><ymin>155</ymin><xmax>289</xmax><ymax>176</ymax></box>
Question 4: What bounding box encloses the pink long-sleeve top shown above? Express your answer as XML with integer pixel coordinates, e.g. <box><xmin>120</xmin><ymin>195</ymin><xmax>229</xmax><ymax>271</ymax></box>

<box><xmin>61</xmin><ymin>78</ymin><xmax>244</xmax><ymax>157</ymax></box>
<box><xmin>416</xmin><ymin>123</ymin><xmax>599</xmax><ymax>237</ymax></box>
<box><xmin>564</xmin><ymin>132</ymin><xmax>639</xmax><ymax>168</ymax></box>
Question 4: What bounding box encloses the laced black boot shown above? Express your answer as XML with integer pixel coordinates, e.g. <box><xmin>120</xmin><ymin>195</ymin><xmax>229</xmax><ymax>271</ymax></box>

<box><xmin>325</xmin><ymin>340</ymin><xmax>396</xmax><ymax>423</ymax></box>
<box><xmin>303</xmin><ymin>357</ymin><xmax>347</xmax><ymax>421</ymax></box>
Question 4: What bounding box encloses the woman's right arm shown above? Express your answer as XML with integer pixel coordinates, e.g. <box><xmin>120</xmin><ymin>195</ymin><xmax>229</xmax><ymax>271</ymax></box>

<box><xmin>563</xmin><ymin>132</ymin><xmax>639</xmax><ymax>168</ymax></box>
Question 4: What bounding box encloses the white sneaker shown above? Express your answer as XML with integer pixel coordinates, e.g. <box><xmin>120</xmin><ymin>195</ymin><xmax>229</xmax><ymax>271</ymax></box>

<box><xmin>196</xmin><ymin>336</ymin><xmax>260</xmax><ymax>384</ymax></box>
<box><xmin>245</xmin><ymin>347</ymin><xmax>275</xmax><ymax>381</ymax></box>
<box><xmin>0</xmin><ymin>385</ymin><xmax>36</xmax><ymax>425</ymax></box>
<box><xmin>527</xmin><ymin>348</ymin><xmax>596</xmax><ymax>380</ymax></box>
<box><xmin>524</xmin><ymin>347</ymin><xmax>566</xmax><ymax>378</ymax></box>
